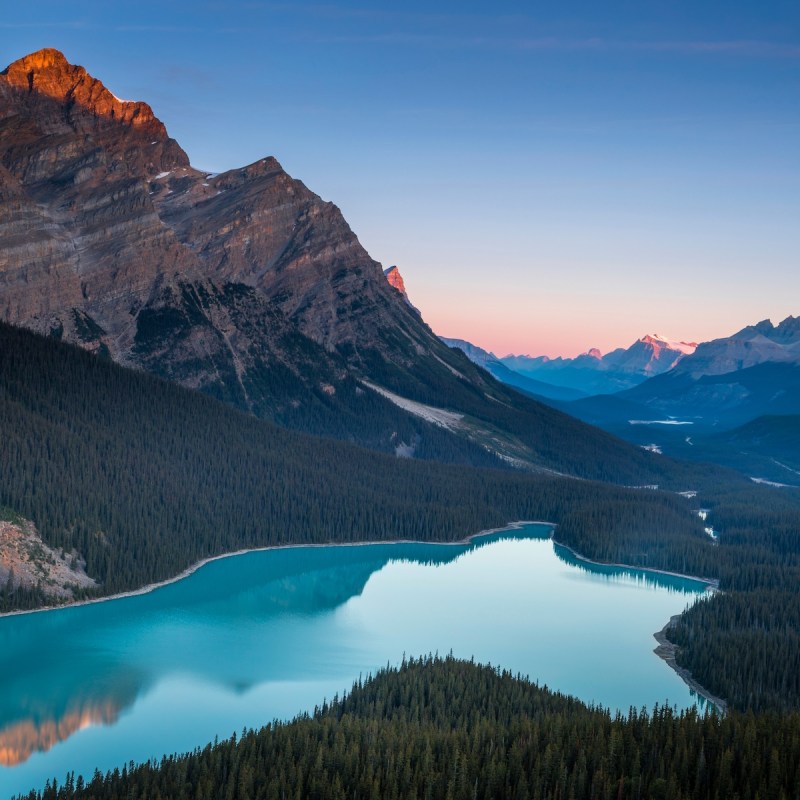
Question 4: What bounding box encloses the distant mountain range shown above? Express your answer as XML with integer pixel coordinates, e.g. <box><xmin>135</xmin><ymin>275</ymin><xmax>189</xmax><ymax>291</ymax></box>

<box><xmin>439</xmin><ymin>337</ymin><xmax>586</xmax><ymax>402</ymax></box>
<box><xmin>447</xmin><ymin>317</ymin><xmax>800</xmax><ymax>485</ymax></box>
<box><xmin>499</xmin><ymin>334</ymin><xmax>697</xmax><ymax>395</ymax></box>
<box><xmin>445</xmin><ymin>333</ymin><xmax>697</xmax><ymax>397</ymax></box>
<box><xmin>620</xmin><ymin>316</ymin><xmax>800</xmax><ymax>422</ymax></box>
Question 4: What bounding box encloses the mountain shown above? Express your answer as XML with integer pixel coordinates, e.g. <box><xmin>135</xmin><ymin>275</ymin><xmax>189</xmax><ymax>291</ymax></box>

<box><xmin>0</xmin><ymin>49</ymin><xmax>431</xmax><ymax>412</ymax></box>
<box><xmin>690</xmin><ymin>415</ymin><xmax>800</xmax><ymax>486</ymax></box>
<box><xmin>546</xmin><ymin>318</ymin><xmax>800</xmax><ymax>481</ymax></box>
<box><xmin>0</xmin><ymin>48</ymin><xmax>686</xmax><ymax>482</ymax></box>
<box><xmin>670</xmin><ymin>316</ymin><xmax>800</xmax><ymax>377</ymax></box>
<box><xmin>440</xmin><ymin>337</ymin><xmax>496</xmax><ymax>368</ymax></box>
<box><xmin>603</xmin><ymin>334</ymin><xmax>697</xmax><ymax>375</ymax></box>
<box><xmin>500</xmin><ymin>334</ymin><xmax>697</xmax><ymax>395</ymax></box>
<box><xmin>441</xmin><ymin>337</ymin><xmax>587</xmax><ymax>401</ymax></box>
<box><xmin>619</xmin><ymin>318</ymin><xmax>800</xmax><ymax>427</ymax></box>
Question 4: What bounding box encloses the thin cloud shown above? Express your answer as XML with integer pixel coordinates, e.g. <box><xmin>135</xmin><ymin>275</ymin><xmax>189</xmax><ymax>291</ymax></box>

<box><xmin>627</xmin><ymin>39</ymin><xmax>800</xmax><ymax>57</ymax></box>
<box><xmin>0</xmin><ymin>21</ymin><xmax>89</xmax><ymax>29</ymax></box>
<box><xmin>112</xmin><ymin>25</ymin><xmax>206</xmax><ymax>33</ymax></box>
<box><xmin>301</xmin><ymin>31</ymin><xmax>800</xmax><ymax>59</ymax></box>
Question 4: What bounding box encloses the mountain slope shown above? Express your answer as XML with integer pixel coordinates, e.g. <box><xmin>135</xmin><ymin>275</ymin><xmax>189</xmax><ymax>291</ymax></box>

<box><xmin>0</xmin><ymin>48</ymin><xmax>699</xmax><ymax>483</ymax></box>
<box><xmin>621</xmin><ymin>361</ymin><xmax>800</xmax><ymax>427</ymax></box>
<box><xmin>672</xmin><ymin>316</ymin><xmax>800</xmax><ymax>377</ymax></box>
<box><xmin>0</xmin><ymin>321</ymin><xmax>708</xmax><ymax>610</ymax></box>
<box><xmin>441</xmin><ymin>337</ymin><xmax>586</xmax><ymax>401</ymax></box>
<box><xmin>690</xmin><ymin>415</ymin><xmax>800</xmax><ymax>486</ymax></box>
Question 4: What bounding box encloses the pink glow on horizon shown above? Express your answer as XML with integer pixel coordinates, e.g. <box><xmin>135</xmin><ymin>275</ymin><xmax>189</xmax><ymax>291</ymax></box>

<box><xmin>421</xmin><ymin>300</ymin><xmax>796</xmax><ymax>361</ymax></box>
<box><xmin>387</xmin><ymin>258</ymin><xmax>797</xmax><ymax>362</ymax></box>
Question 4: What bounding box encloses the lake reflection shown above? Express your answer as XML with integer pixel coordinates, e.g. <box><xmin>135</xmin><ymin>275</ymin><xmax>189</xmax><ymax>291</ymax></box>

<box><xmin>0</xmin><ymin>524</ymin><xmax>710</xmax><ymax>797</ymax></box>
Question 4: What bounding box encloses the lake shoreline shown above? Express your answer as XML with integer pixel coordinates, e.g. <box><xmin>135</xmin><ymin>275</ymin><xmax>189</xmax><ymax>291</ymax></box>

<box><xmin>551</xmin><ymin>539</ymin><xmax>719</xmax><ymax>590</ymax></box>
<box><xmin>653</xmin><ymin>615</ymin><xmax>728</xmax><ymax>716</ymax></box>
<box><xmin>0</xmin><ymin>520</ymin><xmax>554</xmax><ymax>619</ymax></box>
<box><xmin>551</xmin><ymin>538</ymin><xmax>727</xmax><ymax>715</ymax></box>
<box><xmin>3</xmin><ymin>520</ymin><xmax>730</xmax><ymax>715</ymax></box>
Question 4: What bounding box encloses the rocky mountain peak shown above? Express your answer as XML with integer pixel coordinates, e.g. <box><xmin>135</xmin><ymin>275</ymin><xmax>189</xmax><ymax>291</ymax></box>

<box><xmin>754</xmin><ymin>316</ymin><xmax>800</xmax><ymax>344</ymax></box>
<box><xmin>2</xmin><ymin>47</ymin><xmax>70</xmax><ymax>75</ymax></box>
<box><xmin>0</xmin><ymin>47</ymin><xmax>446</xmax><ymax>430</ymax></box>
<box><xmin>639</xmin><ymin>334</ymin><xmax>697</xmax><ymax>355</ymax></box>
<box><xmin>673</xmin><ymin>314</ymin><xmax>800</xmax><ymax>377</ymax></box>
<box><xmin>1</xmin><ymin>49</ymin><xmax>188</xmax><ymax>181</ymax></box>
<box><xmin>384</xmin><ymin>265</ymin><xmax>420</xmax><ymax>314</ymax></box>
<box><xmin>2</xmin><ymin>48</ymin><xmax>167</xmax><ymax>135</ymax></box>
<box><xmin>774</xmin><ymin>316</ymin><xmax>800</xmax><ymax>343</ymax></box>
<box><xmin>384</xmin><ymin>265</ymin><xmax>407</xmax><ymax>295</ymax></box>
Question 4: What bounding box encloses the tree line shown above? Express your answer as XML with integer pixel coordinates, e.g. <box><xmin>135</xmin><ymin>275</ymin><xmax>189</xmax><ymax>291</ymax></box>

<box><xmin>17</xmin><ymin>656</ymin><xmax>800</xmax><ymax>800</ymax></box>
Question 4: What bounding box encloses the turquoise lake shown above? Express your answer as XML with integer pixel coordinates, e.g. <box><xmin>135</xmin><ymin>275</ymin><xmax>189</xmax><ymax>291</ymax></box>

<box><xmin>0</xmin><ymin>523</ymin><xmax>711</xmax><ymax>797</ymax></box>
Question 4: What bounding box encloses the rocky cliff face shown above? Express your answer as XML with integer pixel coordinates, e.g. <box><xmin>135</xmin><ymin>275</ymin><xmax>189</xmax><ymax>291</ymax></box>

<box><xmin>0</xmin><ymin>49</ymin><xmax>455</xmax><ymax>427</ymax></box>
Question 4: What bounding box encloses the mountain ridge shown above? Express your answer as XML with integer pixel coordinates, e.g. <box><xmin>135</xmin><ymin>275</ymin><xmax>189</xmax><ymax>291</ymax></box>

<box><xmin>0</xmin><ymin>48</ymin><xmax>681</xmax><ymax>482</ymax></box>
<box><xmin>671</xmin><ymin>315</ymin><xmax>800</xmax><ymax>377</ymax></box>
<box><xmin>449</xmin><ymin>333</ymin><xmax>695</xmax><ymax>396</ymax></box>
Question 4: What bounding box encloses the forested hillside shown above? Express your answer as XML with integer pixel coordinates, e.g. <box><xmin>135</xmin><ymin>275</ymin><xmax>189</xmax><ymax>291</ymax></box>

<box><xmin>17</xmin><ymin>657</ymin><xmax>800</xmax><ymax>800</ymax></box>
<box><xmin>0</xmin><ymin>321</ymin><xmax>706</xmax><ymax>609</ymax></box>
<box><xmin>556</xmin><ymin>478</ymin><xmax>800</xmax><ymax>713</ymax></box>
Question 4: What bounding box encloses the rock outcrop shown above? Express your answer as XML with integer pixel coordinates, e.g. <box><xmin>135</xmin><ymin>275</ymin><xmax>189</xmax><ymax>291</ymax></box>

<box><xmin>384</xmin><ymin>265</ymin><xmax>420</xmax><ymax>314</ymax></box>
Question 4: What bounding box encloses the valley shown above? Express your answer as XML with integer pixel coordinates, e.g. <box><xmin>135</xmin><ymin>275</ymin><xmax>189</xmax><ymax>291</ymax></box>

<box><xmin>1</xmin><ymin>42</ymin><xmax>799</xmax><ymax>800</ymax></box>
<box><xmin>451</xmin><ymin>318</ymin><xmax>800</xmax><ymax>486</ymax></box>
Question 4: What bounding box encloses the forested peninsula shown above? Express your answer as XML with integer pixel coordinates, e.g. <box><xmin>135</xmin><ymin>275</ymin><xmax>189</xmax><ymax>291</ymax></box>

<box><xmin>16</xmin><ymin>657</ymin><xmax>800</xmax><ymax>800</ymax></box>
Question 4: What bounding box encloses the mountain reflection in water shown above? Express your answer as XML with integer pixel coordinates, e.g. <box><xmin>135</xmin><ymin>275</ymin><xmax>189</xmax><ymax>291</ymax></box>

<box><xmin>0</xmin><ymin>701</ymin><xmax>122</xmax><ymax>767</ymax></box>
<box><xmin>0</xmin><ymin>534</ymin><xmax>515</xmax><ymax>765</ymax></box>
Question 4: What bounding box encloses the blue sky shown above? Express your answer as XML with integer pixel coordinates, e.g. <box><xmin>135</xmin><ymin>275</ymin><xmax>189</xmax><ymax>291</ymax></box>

<box><xmin>3</xmin><ymin>1</ymin><xmax>798</xmax><ymax>355</ymax></box>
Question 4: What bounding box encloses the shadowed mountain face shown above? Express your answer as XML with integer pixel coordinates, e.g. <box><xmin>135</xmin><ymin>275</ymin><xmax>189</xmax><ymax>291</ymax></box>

<box><xmin>668</xmin><ymin>316</ymin><xmax>800</xmax><ymax>377</ymax></box>
<box><xmin>0</xmin><ymin>49</ymin><xmax>685</xmax><ymax>482</ymax></box>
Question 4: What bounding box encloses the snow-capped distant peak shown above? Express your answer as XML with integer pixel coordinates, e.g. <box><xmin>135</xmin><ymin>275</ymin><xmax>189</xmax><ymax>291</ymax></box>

<box><xmin>640</xmin><ymin>334</ymin><xmax>697</xmax><ymax>355</ymax></box>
